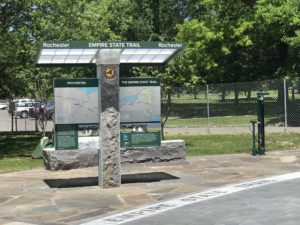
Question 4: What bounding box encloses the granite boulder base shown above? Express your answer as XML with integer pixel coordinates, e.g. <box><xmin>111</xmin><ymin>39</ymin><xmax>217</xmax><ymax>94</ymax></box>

<box><xmin>43</xmin><ymin>140</ymin><xmax>186</xmax><ymax>171</ymax></box>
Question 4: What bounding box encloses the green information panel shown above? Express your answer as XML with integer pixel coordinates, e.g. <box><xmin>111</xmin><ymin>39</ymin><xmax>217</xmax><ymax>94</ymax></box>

<box><xmin>55</xmin><ymin>124</ymin><xmax>78</xmax><ymax>150</ymax></box>
<box><xmin>120</xmin><ymin>78</ymin><xmax>161</xmax><ymax>148</ymax></box>
<box><xmin>121</xmin><ymin>130</ymin><xmax>161</xmax><ymax>148</ymax></box>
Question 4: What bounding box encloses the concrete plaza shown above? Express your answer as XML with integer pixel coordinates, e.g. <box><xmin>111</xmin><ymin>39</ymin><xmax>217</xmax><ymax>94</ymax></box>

<box><xmin>1</xmin><ymin>150</ymin><xmax>300</xmax><ymax>224</ymax></box>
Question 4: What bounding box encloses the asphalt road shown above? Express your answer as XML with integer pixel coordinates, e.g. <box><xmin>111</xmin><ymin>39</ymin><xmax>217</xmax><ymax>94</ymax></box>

<box><xmin>123</xmin><ymin>178</ymin><xmax>300</xmax><ymax>225</ymax></box>
<box><xmin>0</xmin><ymin>109</ymin><xmax>53</xmax><ymax>132</ymax></box>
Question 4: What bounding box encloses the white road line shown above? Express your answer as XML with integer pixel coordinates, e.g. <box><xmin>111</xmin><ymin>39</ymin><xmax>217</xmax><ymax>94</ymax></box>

<box><xmin>81</xmin><ymin>171</ymin><xmax>300</xmax><ymax>225</ymax></box>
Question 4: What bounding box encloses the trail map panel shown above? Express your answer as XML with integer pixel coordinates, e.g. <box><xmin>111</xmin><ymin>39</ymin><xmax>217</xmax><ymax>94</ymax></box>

<box><xmin>54</xmin><ymin>79</ymin><xmax>99</xmax><ymax>124</ymax></box>
<box><xmin>120</xmin><ymin>78</ymin><xmax>161</xmax><ymax>147</ymax></box>
<box><xmin>120</xmin><ymin>78</ymin><xmax>160</xmax><ymax>123</ymax></box>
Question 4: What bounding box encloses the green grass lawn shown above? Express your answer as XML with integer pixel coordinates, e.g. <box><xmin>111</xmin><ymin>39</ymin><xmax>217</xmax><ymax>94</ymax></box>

<box><xmin>162</xmin><ymin>90</ymin><xmax>297</xmax><ymax>127</ymax></box>
<box><xmin>169</xmin><ymin>90</ymin><xmax>281</xmax><ymax>104</ymax></box>
<box><xmin>165</xmin><ymin>133</ymin><xmax>300</xmax><ymax>156</ymax></box>
<box><xmin>0</xmin><ymin>157</ymin><xmax>43</xmax><ymax>173</ymax></box>
<box><xmin>1</xmin><ymin>132</ymin><xmax>300</xmax><ymax>173</ymax></box>
<box><xmin>165</xmin><ymin>115</ymin><xmax>256</xmax><ymax>127</ymax></box>
<box><xmin>165</xmin><ymin>115</ymin><xmax>285</xmax><ymax>127</ymax></box>
<box><xmin>0</xmin><ymin>132</ymin><xmax>43</xmax><ymax>173</ymax></box>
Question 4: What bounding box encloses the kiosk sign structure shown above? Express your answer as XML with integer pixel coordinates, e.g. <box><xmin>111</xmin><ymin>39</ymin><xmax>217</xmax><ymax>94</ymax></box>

<box><xmin>36</xmin><ymin>41</ymin><xmax>184</xmax><ymax>188</ymax></box>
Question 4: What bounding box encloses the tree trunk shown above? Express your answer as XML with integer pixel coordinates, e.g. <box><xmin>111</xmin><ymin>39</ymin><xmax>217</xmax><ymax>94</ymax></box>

<box><xmin>247</xmin><ymin>90</ymin><xmax>251</xmax><ymax>100</ymax></box>
<box><xmin>221</xmin><ymin>89</ymin><xmax>226</xmax><ymax>101</ymax></box>
<box><xmin>234</xmin><ymin>84</ymin><xmax>239</xmax><ymax>104</ymax></box>
<box><xmin>152</xmin><ymin>0</ymin><xmax>160</xmax><ymax>35</ymax></box>
<box><xmin>277</xmin><ymin>80</ymin><xmax>288</xmax><ymax>103</ymax></box>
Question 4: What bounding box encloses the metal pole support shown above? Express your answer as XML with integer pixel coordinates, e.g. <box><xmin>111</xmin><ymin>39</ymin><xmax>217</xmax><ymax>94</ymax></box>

<box><xmin>250</xmin><ymin>121</ymin><xmax>257</xmax><ymax>155</ymax></box>
<box><xmin>11</xmin><ymin>107</ymin><xmax>14</xmax><ymax>132</ymax></box>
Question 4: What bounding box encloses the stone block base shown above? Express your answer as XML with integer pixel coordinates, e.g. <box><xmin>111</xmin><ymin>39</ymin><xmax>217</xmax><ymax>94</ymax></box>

<box><xmin>43</xmin><ymin>140</ymin><xmax>185</xmax><ymax>171</ymax></box>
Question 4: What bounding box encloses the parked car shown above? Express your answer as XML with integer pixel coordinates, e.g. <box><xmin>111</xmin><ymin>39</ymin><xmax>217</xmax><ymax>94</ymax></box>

<box><xmin>8</xmin><ymin>98</ymin><xmax>35</xmax><ymax>114</ymax></box>
<box><xmin>14</xmin><ymin>102</ymin><xmax>35</xmax><ymax>118</ymax></box>
<box><xmin>29</xmin><ymin>101</ymin><xmax>54</xmax><ymax>120</ymax></box>
<box><xmin>28</xmin><ymin>102</ymin><xmax>42</xmax><ymax>118</ymax></box>
<box><xmin>44</xmin><ymin>102</ymin><xmax>54</xmax><ymax>120</ymax></box>
<box><xmin>0</xmin><ymin>100</ymin><xmax>7</xmax><ymax>110</ymax></box>
<box><xmin>16</xmin><ymin>98</ymin><xmax>35</xmax><ymax>105</ymax></box>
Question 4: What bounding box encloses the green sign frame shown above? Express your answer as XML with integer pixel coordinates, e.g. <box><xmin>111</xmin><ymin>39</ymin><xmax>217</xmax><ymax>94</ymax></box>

<box><xmin>36</xmin><ymin>41</ymin><xmax>185</xmax><ymax>66</ymax></box>
<box><xmin>55</xmin><ymin>124</ymin><xmax>78</xmax><ymax>150</ymax></box>
<box><xmin>54</xmin><ymin>78</ymin><xmax>98</xmax><ymax>88</ymax></box>
<box><xmin>120</xmin><ymin>77</ymin><xmax>160</xmax><ymax>87</ymax></box>
<box><xmin>120</xmin><ymin>128</ymin><xmax>161</xmax><ymax>148</ymax></box>
<box><xmin>40</xmin><ymin>41</ymin><xmax>184</xmax><ymax>49</ymax></box>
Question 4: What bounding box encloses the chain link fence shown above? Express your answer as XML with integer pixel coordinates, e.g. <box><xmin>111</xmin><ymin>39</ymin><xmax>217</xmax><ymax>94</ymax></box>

<box><xmin>2</xmin><ymin>77</ymin><xmax>300</xmax><ymax>134</ymax></box>
<box><xmin>162</xmin><ymin>78</ymin><xmax>300</xmax><ymax>133</ymax></box>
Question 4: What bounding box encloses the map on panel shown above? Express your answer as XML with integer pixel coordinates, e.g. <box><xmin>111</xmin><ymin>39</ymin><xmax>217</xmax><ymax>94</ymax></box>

<box><xmin>120</xmin><ymin>86</ymin><xmax>160</xmax><ymax>123</ymax></box>
<box><xmin>55</xmin><ymin>87</ymin><xmax>98</xmax><ymax>124</ymax></box>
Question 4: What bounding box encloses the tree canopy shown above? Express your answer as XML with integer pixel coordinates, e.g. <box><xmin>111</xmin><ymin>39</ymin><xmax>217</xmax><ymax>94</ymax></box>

<box><xmin>1</xmin><ymin>0</ymin><xmax>300</xmax><ymax>99</ymax></box>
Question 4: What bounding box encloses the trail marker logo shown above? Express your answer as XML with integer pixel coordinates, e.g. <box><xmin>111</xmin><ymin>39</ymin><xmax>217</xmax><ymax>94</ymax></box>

<box><xmin>104</xmin><ymin>67</ymin><xmax>115</xmax><ymax>79</ymax></box>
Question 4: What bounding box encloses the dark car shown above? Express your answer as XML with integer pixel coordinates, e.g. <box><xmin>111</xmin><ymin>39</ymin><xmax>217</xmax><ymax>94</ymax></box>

<box><xmin>29</xmin><ymin>102</ymin><xmax>42</xmax><ymax>118</ymax></box>
<box><xmin>44</xmin><ymin>102</ymin><xmax>54</xmax><ymax>120</ymax></box>
<box><xmin>29</xmin><ymin>107</ymin><xmax>38</xmax><ymax>118</ymax></box>
<box><xmin>29</xmin><ymin>101</ymin><xmax>54</xmax><ymax>120</ymax></box>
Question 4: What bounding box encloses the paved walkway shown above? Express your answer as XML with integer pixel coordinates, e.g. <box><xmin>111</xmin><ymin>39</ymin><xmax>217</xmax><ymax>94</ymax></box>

<box><xmin>1</xmin><ymin>150</ymin><xmax>300</xmax><ymax>224</ymax></box>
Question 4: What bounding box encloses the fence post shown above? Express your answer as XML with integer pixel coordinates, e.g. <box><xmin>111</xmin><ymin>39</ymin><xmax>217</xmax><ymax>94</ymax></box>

<box><xmin>284</xmin><ymin>78</ymin><xmax>287</xmax><ymax>133</ymax></box>
<box><xmin>206</xmin><ymin>84</ymin><xmax>210</xmax><ymax>133</ymax></box>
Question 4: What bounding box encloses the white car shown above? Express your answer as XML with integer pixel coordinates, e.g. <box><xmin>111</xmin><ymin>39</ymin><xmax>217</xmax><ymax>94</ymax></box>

<box><xmin>15</xmin><ymin>98</ymin><xmax>35</xmax><ymax>105</ymax></box>
<box><xmin>15</xmin><ymin>102</ymin><xmax>35</xmax><ymax>118</ymax></box>
<box><xmin>0</xmin><ymin>100</ymin><xmax>7</xmax><ymax>110</ymax></box>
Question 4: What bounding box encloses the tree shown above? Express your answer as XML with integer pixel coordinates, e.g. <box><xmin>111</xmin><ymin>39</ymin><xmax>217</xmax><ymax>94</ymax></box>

<box><xmin>0</xmin><ymin>1</ymin><xmax>34</xmax><ymax>98</ymax></box>
<box><xmin>176</xmin><ymin>0</ymin><xmax>300</xmax><ymax>104</ymax></box>
<box><xmin>1</xmin><ymin>0</ymin><xmax>139</xmax><ymax>99</ymax></box>
<box><xmin>252</xmin><ymin>0</ymin><xmax>300</xmax><ymax>101</ymax></box>
<box><xmin>176</xmin><ymin>0</ymin><xmax>256</xmax><ymax>85</ymax></box>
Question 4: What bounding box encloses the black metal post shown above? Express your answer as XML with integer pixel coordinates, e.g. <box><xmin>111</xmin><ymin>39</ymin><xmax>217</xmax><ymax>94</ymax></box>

<box><xmin>257</xmin><ymin>93</ymin><xmax>266</xmax><ymax>155</ymax></box>
<box><xmin>10</xmin><ymin>101</ymin><xmax>15</xmax><ymax>132</ymax></box>
<box><xmin>250</xmin><ymin>121</ymin><xmax>257</xmax><ymax>155</ymax></box>
<box><xmin>11</xmin><ymin>109</ymin><xmax>14</xmax><ymax>132</ymax></box>
<box><xmin>15</xmin><ymin>114</ymin><xmax>18</xmax><ymax>132</ymax></box>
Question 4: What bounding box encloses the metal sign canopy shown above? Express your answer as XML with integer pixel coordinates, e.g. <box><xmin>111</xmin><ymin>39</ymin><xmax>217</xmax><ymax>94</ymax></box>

<box><xmin>36</xmin><ymin>41</ymin><xmax>184</xmax><ymax>65</ymax></box>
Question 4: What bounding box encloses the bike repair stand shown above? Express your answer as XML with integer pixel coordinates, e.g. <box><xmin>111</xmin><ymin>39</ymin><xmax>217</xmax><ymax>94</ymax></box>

<box><xmin>257</xmin><ymin>92</ymin><xmax>268</xmax><ymax>155</ymax></box>
<box><xmin>250</xmin><ymin>92</ymin><xmax>268</xmax><ymax>156</ymax></box>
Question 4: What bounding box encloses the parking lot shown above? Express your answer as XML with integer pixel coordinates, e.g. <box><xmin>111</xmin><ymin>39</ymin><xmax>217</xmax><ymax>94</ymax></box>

<box><xmin>0</xmin><ymin>109</ymin><xmax>53</xmax><ymax>132</ymax></box>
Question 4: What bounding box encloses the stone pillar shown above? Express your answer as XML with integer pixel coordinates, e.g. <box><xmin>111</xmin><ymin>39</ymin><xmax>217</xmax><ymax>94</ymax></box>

<box><xmin>96</xmin><ymin>49</ymin><xmax>122</xmax><ymax>188</ymax></box>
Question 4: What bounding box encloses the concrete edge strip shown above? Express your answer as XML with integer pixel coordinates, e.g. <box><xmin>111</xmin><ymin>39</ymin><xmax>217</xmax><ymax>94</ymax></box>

<box><xmin>81</xmin><ymin>171</ymin><xmax>300</xmax><ymax>225</ymax></box>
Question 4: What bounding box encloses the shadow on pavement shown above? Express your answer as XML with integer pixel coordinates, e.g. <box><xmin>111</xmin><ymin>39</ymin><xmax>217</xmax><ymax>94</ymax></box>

<box><xmin>44</xmin><ymin>172</ymin><xmax>179</xmax><ymax>188</ymax></box>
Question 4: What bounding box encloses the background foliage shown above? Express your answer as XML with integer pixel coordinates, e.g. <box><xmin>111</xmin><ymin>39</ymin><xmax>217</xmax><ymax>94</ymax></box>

<box><xmin>1</xmin><ymin>0</ymin><xmax>300</xmax><ymax>99</ymax></box>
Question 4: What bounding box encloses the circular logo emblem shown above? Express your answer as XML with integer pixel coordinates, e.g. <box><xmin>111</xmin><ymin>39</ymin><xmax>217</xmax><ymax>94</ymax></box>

<box><xmin>104</xmin><ymin>67</ymin><xmax>115</xmax><ymax>79</ymax></box>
